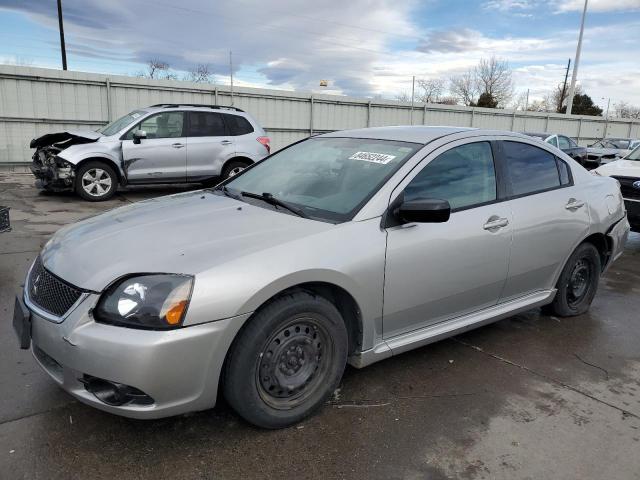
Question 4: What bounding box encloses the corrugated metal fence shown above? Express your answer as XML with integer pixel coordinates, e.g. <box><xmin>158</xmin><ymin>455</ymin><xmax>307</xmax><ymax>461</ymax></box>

<box><xmin>1</xmin><ymin>65</ymin><xmax>638</xmax><ymax>165</ymax></box>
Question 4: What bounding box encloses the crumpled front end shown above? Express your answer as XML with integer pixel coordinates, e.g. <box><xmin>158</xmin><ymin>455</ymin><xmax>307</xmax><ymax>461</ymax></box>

<box><xmin>31</xmin><ymin>146</ymin><xmax>76</xmax><ymax>192</ymax></box>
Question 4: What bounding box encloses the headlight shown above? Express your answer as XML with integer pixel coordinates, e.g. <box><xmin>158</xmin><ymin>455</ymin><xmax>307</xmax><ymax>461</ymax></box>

<box><xmin>94</xmin><ymin>274</ymin><xmax>193</xmax><ymax>330</ymax></box>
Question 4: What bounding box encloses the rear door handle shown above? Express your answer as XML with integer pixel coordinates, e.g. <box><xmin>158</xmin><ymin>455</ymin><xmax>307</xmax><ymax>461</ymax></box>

<box><xmin>565</xmin><ymin>199</ymin><xmax>585</xmax><ymax>210</ymax></box>
<box><xmin>171</xmin><ymin>143</ymin><xmax>185</xmax><ymax>149</ymax></box>
<box><xmin>220</xmin><ymin>140</ymin><xmax>232</xmax><ymax>146</ymax></box>
<box><xmin>483</xmin><ymin>217</ymin><xmax>509</xmax><ymax>231</ymax></box>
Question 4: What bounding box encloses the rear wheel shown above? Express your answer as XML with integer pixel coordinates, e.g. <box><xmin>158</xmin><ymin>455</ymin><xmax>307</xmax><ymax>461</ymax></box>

<box><xmin>75</xmin><ymin>161</ymin><xmax>118</xmax><ymax>201</ymax></box>
<box><xmin>546</xmin><ymin>242</ymin><xmax>601</xmax><ymax>317</ymax></box>
<box><xmin>222</xmin><ymin>159</ymin><xmax>251</xmax><ymax>179</ymax></box>
<box><xmin>223</xmin><ymin>291</ymin><xmax>348</xmax><ymax>429</ymax></box>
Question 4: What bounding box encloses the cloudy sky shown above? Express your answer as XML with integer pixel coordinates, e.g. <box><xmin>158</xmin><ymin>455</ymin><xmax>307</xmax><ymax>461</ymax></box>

<box><xmin>0</xmin><ymin>0</ymin><xmax>639</xmax><ymax>109</ymax></box>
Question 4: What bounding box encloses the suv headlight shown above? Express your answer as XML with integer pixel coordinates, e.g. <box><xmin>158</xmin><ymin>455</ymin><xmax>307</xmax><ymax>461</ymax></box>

<box><xmin>94</xmin><ymin>274</ymin><xmax>193</xmax><ymax>330</ymax></box>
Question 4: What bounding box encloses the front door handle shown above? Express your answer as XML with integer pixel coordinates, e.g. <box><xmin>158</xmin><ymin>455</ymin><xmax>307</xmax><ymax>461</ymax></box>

<box><xmin>171</xmin><ymin>143</ymin><xmax>185</xmax><ymax>149</ymax></box>
<box><xmin>220</xmin><ymin>140</ymin><xmax>232</xmax><ymax>146</ymax></box>
<box><xmin>483</xmin><ymin>216</ymin><xmax>509</xmax><ymax>231</ymax></box>
<box><xmin>565</xmin><ymin>199</ymin><xmax>585</xmax><ymax>210</ymax></box>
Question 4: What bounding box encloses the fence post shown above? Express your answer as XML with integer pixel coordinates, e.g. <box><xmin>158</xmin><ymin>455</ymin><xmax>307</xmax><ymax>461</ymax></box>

<box><xmin>214</xmin><ymin>86</ymin><xmax>218</xmax><ymax>105</ymax></box>
<box><xmin>629</xmin><ymin>120</ymin><xmax>634</xmax><ymax>138</ymax></box>
<box><xmin>511</xmin><ymin>111</ymin><xmax>516</xmax><ymax>131</ymax></box>
<box><xmin>577</xmin><ymin>118</ymin><xmax>583</xmax><ymax>143</ymax></box>
<box><xmin>367</xmin><ymin>100</ymin><xmax>371</xmax><ymax>127</ymax></box>
<box><xmin>545</xmin><ymin>114</ymin><xmax>550</xmax><ymax>131</ymax></box>
<box><xmin>471</xmin><ymin>108</ymin><xmax>475</xmax><ymax>127</ymax></box>
<box><xmin>105</xmin><ymin>78</ymin><xmax>112</xmax><ymax>121</ymax></box>
<box><xmin>423</xmin><ymin>104</ymin><xmax>427</xmax><ymax>125</ymax></box>
<box><xmin>309</xmin><ymin>94</ymin><xmax>314</xmax><ymax>136</ymax></box>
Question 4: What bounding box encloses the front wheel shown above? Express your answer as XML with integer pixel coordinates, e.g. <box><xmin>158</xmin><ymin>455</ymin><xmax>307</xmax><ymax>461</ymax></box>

<box><xmin>223</xmin><ymin>291</ymin><xmax>348</xmax><ymax>429</ymax></box>
<box><xmin>75</xmin><ymin>161</ymin><xmax>118</xmax><ymax>201</ymax></box>
<box><xmin>546</xmin><ymin>242</ymin><xmax>601</xmax><ymax>317</ymax></box>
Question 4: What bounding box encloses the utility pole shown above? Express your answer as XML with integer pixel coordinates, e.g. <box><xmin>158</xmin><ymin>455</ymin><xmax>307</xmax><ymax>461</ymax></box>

<box><xmin>56</xmin><ymin>0</ymin><xmax>67</xmax><ymax>70</ymax></box>
<box><xmin>559</xmin><ymin>58</ymin><xmax>571</xmax><ymax>112</ymax></box>
<box><xmin>565</xmin><ymin>0</ymin><xmax>588</xmax><ymax>115</ymax></box>
<box><xmin>410</xmin><ymin>76</ymin><xmax>415</xmax><ymax>125</ymax></box>
<box><xmin>229</xmin><ymin>50</ymin><xmax>234</xmax><ymax>106</ymax></box>
<box><xmin>524</xmin><ymin>89</ymin><xmax>530</xmax><ymax>111</ymax></box>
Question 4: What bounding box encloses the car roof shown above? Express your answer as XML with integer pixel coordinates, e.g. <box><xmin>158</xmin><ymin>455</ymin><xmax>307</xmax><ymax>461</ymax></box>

<box><xmin>319</xmin><ymin>126</ymin><xmax>475</xmax><ymax>144</ymax></box>
<box><xmin>320</xmin><ymin>126</ymin><xmax>544</xmax><ymax>145</ymax></box>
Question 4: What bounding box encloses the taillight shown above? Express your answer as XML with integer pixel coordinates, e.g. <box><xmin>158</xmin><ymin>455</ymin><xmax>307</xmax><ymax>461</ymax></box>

<box><xmin>257</xmin><ymin>136</ymin><xmax>270</xmax><ymax>154</ymax></box>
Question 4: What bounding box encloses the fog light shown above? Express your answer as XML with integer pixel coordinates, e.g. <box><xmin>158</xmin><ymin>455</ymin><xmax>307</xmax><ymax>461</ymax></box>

<box><xmin>81</xmin><ymin>375</ymin><xmax>154</xmax><ymax>406</ymax></box>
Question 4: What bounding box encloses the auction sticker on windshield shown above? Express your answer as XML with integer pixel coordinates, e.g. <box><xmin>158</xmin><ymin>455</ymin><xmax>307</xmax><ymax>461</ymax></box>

<box><xmin>349</xmin><ymin>151</ymin><xmax>397</xmax><ymax>165</ymax></box>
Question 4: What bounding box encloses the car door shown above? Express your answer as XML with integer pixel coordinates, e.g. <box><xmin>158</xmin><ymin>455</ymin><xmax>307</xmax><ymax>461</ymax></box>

<box><xmin>498</xmin><ymin>140</ymin><xmax>590</xmax><ymax>301</ymax></box>
<box><xmin>121</xmin><ymin>111</ymin><xmax>187</xmax><ymax>183</ymax></box>
<box><xmin>383</xmin><ymin>140</ymin><xmax>512</xmax><ymax>339</ymax></box>
<box><xmin>185</xmin><ymin>111</ymin><xmax>234</xmax><ymax>180</ymax></box>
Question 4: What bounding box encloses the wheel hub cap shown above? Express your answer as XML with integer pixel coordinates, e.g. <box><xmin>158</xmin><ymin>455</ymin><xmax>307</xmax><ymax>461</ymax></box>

<box><xmin>258</xmin><ymin>321</ymin><xmax>324</xmax><ymax>401</ymax></box>
<box><xmin>568</xmin><ymin>259</ymin><xmax>590</xmax><ymax>305</ymax></box>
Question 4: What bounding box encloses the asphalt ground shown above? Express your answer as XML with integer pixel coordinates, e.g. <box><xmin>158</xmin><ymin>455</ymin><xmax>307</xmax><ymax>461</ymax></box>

<box><xmin>1</xmin><ymin>171</ymin><xmax>639</xmax><ymax>479</ymax></box>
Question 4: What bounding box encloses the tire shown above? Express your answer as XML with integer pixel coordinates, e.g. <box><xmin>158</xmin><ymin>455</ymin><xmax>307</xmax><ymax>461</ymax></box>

<box><xmin>546</xmin><ymin>242</ymin><xmax>601</xmax><ymax>317</ymax></box>
<box><xmin>75</xmin><ymin>161</ymin><xmax>118</xmax><ymax>201</ymax></box>
<box><xmin>222</xmin><ymin>159</ymin><xmax>251</xmax><ymax>179</ymax></box>
<box><xmin>223</xmin><ymin>291</ymin><xmax>348</xmax><ymax>429</ymax></box>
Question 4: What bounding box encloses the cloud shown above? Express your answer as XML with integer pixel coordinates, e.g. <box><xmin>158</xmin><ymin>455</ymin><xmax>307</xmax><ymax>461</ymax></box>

<box><xmin>0</xmin><ymin>0</ymin><xmax>417</xmax><ymax>96</ymax></box>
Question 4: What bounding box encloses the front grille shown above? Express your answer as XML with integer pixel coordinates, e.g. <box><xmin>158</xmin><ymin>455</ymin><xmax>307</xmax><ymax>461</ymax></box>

<box><xmin>612</xmin><ymin>176</ymin><xmax>640</xmax><ymax>201</ymax></box>
<box><xmin>27</xmin><ymin>256</ymin><xmax>84</xmax><ymax>317</ymax></box>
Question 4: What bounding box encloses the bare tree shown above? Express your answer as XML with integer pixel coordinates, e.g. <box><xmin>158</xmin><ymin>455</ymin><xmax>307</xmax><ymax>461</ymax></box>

<box><xmin>436</xmin><ymin>96</ymin><xmax>458</xmax><ymax>105</ymax></box>
<box><xmin>395</xmin><ymin>91</ymin><xmax>412</xmax><ymax>103</ymax></box>
<box><xmin>416</xmin><ymin>78</ymin><xmax>445</xmax><ymax>104</ymax></box>
<box><xmin>614</xmin><ymin>100</ymin><xmax>640</xmax><ymax>119</ymax></box>
<box><xmin>137</xmin><ymin>59</ymin><xmax>179</xmax><ymax>80</ymax></box>
<box><xmin>449</xmin><ymin>71</ymin><xmax>478</xmax><ymax>106</ymax></box>
<box><xmin>546</xmin><ymin>83</ymin><xmax>583</xmax><ymax>113</ymax></box>
<box><xmin>475</xmin><ymin>56</ymin><xmax>513</xmax><ymax>107</ymax></box>
<box><xmin>185</xmin><ymin>64</ymin><xmax>215</xmax><ymax>83</ymax></box>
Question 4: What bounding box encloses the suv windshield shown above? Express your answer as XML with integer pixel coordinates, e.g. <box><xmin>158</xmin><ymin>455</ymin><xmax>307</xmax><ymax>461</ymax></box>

<box><xmin>222</xmin><ymin>137</ymin><xmax>421</xmax><ymax>222</ymax></box>
<box><xmin>97</xmin><ymin>110</ymin><xmax>146</xmax><ymax>136</ymax></box>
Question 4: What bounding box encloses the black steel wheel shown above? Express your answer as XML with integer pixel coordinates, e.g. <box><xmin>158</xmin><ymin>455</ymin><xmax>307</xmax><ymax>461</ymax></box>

<box><xmin>546</xmin><ymin>242</ymin><xmax>601</xmax><ymax>317</ymax></box>
<box><xmin>223</xmin><ymin>291</ymin><xmax>348</xmax><ymax>429</ymax></box>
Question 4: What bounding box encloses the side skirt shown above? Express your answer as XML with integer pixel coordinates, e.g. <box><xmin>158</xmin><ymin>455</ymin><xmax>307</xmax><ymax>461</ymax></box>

<box><xmin>348</xmin><ymin>289</ymin><xmax>556</xmax><ymax>369</ymax></box>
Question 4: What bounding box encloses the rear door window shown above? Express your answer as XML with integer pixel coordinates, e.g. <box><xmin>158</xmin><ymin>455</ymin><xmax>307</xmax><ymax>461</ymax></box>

<box><xmin>502</xmin><ymin>141</ymin><xmax>562</xmax><ymax>197</ymax></box>
<box><xmin>187</xmin><ymin>112</ymin><xmax>226</xmax><ymax>137</ymax></box>
<box><xmin>225</xmin><ymin>114</ymin><xmax>254</xmax><ymax>135</ymax></box>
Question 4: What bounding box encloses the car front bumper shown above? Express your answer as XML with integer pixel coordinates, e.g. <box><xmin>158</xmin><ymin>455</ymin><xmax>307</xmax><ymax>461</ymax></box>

<box><xmin>25</xmin><ymin>292</ymin><xmax>250</xmax><ymax>419</ymax></box>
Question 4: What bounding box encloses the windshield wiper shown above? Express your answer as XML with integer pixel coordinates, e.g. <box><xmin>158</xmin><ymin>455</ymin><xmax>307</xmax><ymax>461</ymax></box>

<box><xmin>215</xmin><ymin>185</ymin><xmax>242</xmax><ymax>200</ymax></box>
<box><xmin>241</xmin><ymin>191</ymin><xmax>308</xmax><ymax>218</ymax></box>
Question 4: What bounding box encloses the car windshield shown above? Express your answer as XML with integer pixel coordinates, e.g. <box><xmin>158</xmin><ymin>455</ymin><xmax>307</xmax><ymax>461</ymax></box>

<box><xmin>222</xmin><ymin>137</ymin><xmax>421</xmax><ymax>222</ymax></box>
<box><xmin>97</xmin><ymin>110</ymin><xmax>146</xmax><ymax>136</ymax></box>
<box><xmin>626</xmin><ymin>146</ymin><xmax>640</xmax><ymax>161</ymax></box>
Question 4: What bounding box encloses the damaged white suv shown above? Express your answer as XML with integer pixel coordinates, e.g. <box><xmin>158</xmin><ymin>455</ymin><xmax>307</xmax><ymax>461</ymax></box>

<box><xmin>30</xmin><ymin>104</ymin><xmax>270</xmax><ymax>201</ymax></box>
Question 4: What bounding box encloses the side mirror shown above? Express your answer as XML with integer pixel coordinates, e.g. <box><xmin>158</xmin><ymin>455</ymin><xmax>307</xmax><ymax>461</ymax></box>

<box><xmin>396</xmin><ymin>198</ymin><xmax>451</xmax><ymax>224</ymax></box>
<box><xmin>132</xmin><ymin>130</ymin><xmax>147</xmax><ymax>144</ymax></box>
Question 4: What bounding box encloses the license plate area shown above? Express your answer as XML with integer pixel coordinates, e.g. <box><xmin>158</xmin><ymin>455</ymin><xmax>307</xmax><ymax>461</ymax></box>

<box><xmin>13</xmin><ymin>295</ymin><xmax>31</xmax><ymax>349</ymax></box>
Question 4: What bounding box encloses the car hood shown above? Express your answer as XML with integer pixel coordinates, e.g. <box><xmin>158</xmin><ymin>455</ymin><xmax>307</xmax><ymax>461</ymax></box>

<box><xmin>596</xmin><ymin>159</ymin><xmax>640</xmax><ymax>177</ymax></box>
<box><xmin>40</xmin><ymin>190</ymin><xmax>333</xmax><ymax>291</ymax></box>
<box><xmin>30</xmin><ymin>130</ymin><xmax>103</xmax><ymax>149</ymax></box>
<box><xmin>587</xmin><ymin>147</ymin><xmax>624</xmax><ymax>156</ymax></box>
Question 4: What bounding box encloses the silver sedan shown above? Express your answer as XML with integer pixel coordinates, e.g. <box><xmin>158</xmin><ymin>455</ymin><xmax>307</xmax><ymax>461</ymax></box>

<box><xmin>14</xmin><ymin>126</ymin><xmax>629</xmax><ymax>428</ymax></box>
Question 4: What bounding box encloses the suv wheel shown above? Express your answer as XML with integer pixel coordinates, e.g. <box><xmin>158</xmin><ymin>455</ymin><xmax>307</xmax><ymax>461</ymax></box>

<box><xmin>223</xmin><ymin>291</ymin><xmax>348</xmax><ymax>429</ymax></box>
<box><xmin>222</xmin><ymin>160</ymin><xmax>251</xmax><ymax>179</ymax></box>
<box><xmin>75</xmin><ymin>161</ymin><xmax>117</xmax><ymax>201</ymax></box>
<box><xmin>546</xmin><ymin>242</ymin><xmax>601</xmax><ymax>317</ymax></box>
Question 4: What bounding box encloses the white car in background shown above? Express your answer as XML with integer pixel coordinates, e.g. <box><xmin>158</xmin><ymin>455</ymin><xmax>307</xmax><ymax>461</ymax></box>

<box><xmin>595</xmin><ymin>145</ymin><xmax>640</xmax><ymax>232</ymax></box>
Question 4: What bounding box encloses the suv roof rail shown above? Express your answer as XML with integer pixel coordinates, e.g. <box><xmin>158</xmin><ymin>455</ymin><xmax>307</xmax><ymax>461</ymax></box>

<box><xmin>150</xmin><ymin>104</ymin><xmax>245</xmax><ymax>112</ymax></box>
